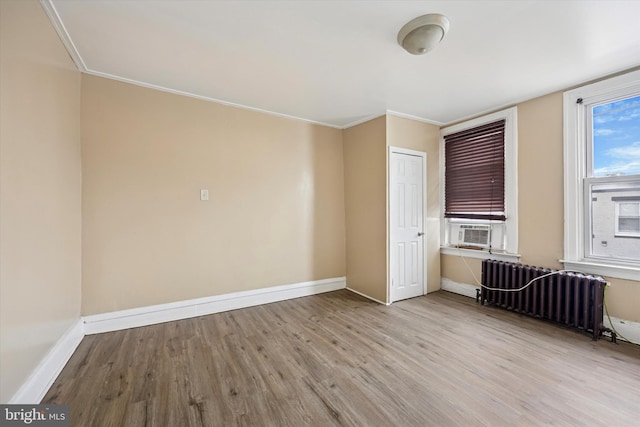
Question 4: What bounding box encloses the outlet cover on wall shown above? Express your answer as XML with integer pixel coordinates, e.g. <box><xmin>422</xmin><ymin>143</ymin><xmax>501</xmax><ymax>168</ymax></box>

<box><xmin>200</xmin><ymin>189</ymin><xmax>209</xmax><ymax>201</ymax></box>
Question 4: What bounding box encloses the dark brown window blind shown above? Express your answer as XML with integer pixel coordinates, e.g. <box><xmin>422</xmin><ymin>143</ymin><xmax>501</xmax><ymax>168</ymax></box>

<box><xmin>444</xmin><ymin>119</ymin><xmax>506</xmax><ymax>221</ymax></box>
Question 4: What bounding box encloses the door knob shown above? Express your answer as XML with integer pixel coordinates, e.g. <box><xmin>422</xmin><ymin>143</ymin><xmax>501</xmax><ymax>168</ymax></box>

<box><xmin>418</xmin><ymin>232</ymin><xmax>424</xmax><ymax>236</ymax></box>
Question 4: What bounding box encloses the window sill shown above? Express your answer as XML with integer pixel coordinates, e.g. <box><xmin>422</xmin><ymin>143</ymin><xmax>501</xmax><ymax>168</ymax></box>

<box><xmin>440</xmin><ymin>246</ymin><xmax>520</xmax><ymax>262</ymax></box>
<box><xmin>560</xmin><ymin>260</ymin><xmax>640</xmax><ymax>281</ymax></box>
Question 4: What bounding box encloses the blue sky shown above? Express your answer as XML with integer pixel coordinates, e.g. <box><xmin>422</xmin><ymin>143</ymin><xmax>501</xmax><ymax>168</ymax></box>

<box><xmin>592</xmin><ymin>95</ymin><xmax>640</xmax><ymax>177</ymax></box>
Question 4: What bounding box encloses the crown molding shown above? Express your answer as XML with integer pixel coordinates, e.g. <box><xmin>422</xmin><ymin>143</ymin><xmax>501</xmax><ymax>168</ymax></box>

<box><xmin>39</xmin><ymin>0</ymin><xmax>449</xmax><ymax>131</ymax></box>
<box><xmin>40</xmin><ymin>0</ymin><xmax>87</xmax><ymax>71</ymax></box>
<box><xmin>40</xmin><ymin>0</ymin><xmax>341</xmax><ymax>130</ymax></box>
<box><xmin>84</xmin><ymin>69</ymin><xmax>344</xmax><ymax>129</ymax></box>
<box><xmin>340</xmin><ymin>113</ymin><xmax>387</xmax><ymax>129</ymax></box>
<box><xmin>386</xmin><ymin>110</ymin><xmax>444</xmax><ymax>126</ymax></box>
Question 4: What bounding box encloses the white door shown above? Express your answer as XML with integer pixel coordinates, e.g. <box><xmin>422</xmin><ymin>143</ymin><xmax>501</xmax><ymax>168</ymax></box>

<box><xmin>390</xmin><ymin>150</ymin><xmax>425</xmax><ymax>302</ymax></box>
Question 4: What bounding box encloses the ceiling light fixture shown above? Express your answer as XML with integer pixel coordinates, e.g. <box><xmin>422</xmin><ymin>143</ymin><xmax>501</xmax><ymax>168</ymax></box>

<box><xmin>397</xmin><ymin>14</ymin><xmax>450</xmax><ymax>55</ymax></box>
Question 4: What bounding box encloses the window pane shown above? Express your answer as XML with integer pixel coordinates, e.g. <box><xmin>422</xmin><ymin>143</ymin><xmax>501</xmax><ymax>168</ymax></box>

<box><xmin>589</xmin><ymin>180</ymin><xmax>640</xmax><ymax>261</ymax></box>
<box><xmin>619</xmin><ymin>217</ymin><xmax>640</xmax><ymax>233</ymax></box>
<box><xmin>592</xmin><ymin>94</ymin><xmax>640</xmax><ymax>177</ymax></box>
<box><xmin>619</xmin><ymin>202</ymin><xmax>639</xmax><ymax>216</ymax></box>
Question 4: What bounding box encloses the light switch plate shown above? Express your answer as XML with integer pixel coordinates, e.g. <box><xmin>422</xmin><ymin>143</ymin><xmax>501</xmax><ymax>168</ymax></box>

<box><xmin>200</xmin><ymin>189</ymin><xmax>209</xmax><ymax>201</ymax></box>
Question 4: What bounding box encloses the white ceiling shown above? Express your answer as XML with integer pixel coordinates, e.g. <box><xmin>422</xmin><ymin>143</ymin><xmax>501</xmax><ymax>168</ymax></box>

<box><xmin>46</xmin><ymin>0</ymin><xmax>640</xmax><ymax>128</ymax></box>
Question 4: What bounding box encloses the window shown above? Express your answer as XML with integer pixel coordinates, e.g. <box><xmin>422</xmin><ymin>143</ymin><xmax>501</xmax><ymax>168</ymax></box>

<box><xmin>440</xmin><ymin>107</ymin><xmax>518</xmax><ymax>260</ymax></box>
<box><xmin>444</xmin><ymin>120</ymin><xmax>506</xmax><ymax>220</ymax></box>
<box><xmin>615</xmin><ymin>201</ymin><xmax>640</xmax><ymax>237</ymax></box>
<box><xmin>563</xmin><ymin>69</ymin><xmax>640</xmax><ymax>280</ymax></box>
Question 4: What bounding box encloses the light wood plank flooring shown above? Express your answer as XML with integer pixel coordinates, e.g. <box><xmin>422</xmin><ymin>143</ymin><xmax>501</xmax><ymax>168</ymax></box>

<box><xmin>43</xmin><ymin>290</ymin><xmax>640</xmax><ymax>426</ymax></box>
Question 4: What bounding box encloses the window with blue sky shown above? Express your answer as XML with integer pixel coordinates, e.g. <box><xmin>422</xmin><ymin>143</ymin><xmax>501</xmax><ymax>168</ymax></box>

<box><xmin>592</xmin><ymin>94</ymin><xmax>640</xmax><ymax>177</ymax></box>
<box><xmin>563</xmin><ymin>70</ymin><xmax>640</xmax><ymax>277</ymax></box>
<box><xmin>589</xmin><ymin>93</ymin><xmax>640</xmax><ymax>263</ymax></box>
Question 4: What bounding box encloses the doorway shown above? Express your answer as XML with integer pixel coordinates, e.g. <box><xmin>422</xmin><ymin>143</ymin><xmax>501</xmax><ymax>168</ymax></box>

<box><xmin>389</xmin><ymin>148</ymin><xmax>426</xmax><ymax>302</ymax></box>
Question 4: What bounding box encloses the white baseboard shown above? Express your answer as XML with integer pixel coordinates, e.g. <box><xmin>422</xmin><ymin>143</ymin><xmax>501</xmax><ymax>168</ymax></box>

<box><xmin>83</xmin><ymin>277</ymin><xmax>346</xmax><ymax>335</ymax></box>
<box><xmin>346</xmin><ymin>287</ymin><xmax>389</xmax><ymax>305</ymax></box>
<box><xmin>9</xmin><ymin>320</ymin><xmax>84</xmax><ymax>404</ymax></box>
<box><xmin>440</xmin><ymin>278</ymin><xmax>479</xmax><ymax>299</ymax></box>
<box><xmin>602</xmin><ymin>315</ymin><xmax>640</xmax><ymax>345</ymax></box>
<box><xmin>8</xmin><ymin>277</ymin><xmax>345</xmax><ymax>403</ymax></box>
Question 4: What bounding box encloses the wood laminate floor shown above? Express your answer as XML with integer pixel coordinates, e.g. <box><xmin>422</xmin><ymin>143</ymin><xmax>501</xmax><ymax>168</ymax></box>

<box><xmin>43</xmin><ymin>290</ymin><xmax>640</xmax><ymax>426</ymax></box>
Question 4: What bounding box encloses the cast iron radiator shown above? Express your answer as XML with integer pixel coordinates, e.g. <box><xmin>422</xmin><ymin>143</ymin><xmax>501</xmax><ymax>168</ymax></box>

<box><xmin>480</xmin><ymin>259</ymin><xmax>607</xmax><ymax>340</ymax></box>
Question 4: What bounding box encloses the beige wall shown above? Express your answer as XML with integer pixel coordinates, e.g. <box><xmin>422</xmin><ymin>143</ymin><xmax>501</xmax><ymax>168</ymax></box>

<box><xmin>343</xmin><ymin>117</ymin><xmax>387</xmax><ymax>303</ymax></box>
<box><xmin>81</xmin><ymin>74</ymin><xmax>345</xmax><ymax>315</ymax></box>
<box><xmin>441</xmin><ymin>255</ymin><xmax>483</xmax><ymax>288</ymax></box>
<box><xmin>386</xmin><ymin>115</ymin><xmax>441</xmax><ymax>293</ymax></box>
<box><xmin>0</xmin><ymin>0</ymin><xmax>82</xmax><ymax>402</ymax></box>
<box><xmin>605</xmin><ymin>279</ymin><xmax>640</xmax><ymax>324</ymax></box>
<box><xmin>441</xmin><ymin>90</ymin><xmax>640</xmax><ymax>322</ymax></box>
<box><xmin>517</xmin><ymin>93</ymin><xmax>565</xmax><ymax>269</ymax></box>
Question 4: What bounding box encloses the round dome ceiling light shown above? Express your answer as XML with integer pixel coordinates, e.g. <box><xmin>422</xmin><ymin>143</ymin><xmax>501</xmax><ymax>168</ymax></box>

<box><xmin>397</xmin><ymin>14</ymin><xmax>450</xmax><ymax>55</ymax></box>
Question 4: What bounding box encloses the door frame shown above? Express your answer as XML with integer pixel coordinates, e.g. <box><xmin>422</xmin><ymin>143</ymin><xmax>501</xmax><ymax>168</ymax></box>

<box><xmin>387</xmin><ymin>146</ymin><xmax>428</xmax><ymax>303</ymax></box>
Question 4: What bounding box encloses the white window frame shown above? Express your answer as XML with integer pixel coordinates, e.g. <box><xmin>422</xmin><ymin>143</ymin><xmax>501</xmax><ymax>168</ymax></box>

<box><xmin>562</xmin><ymin>69</ymin><xmax>640</xmax><ymax>281</ymax></box>
<box><xmin>615</xmin><ymin>201</ymin><xmax>640</xmax><ymax>238</ymax></box>
<box><xmin>440</xmin><ymin>107</ymin><xmax>519</xmax><ymax>262</ymax></box>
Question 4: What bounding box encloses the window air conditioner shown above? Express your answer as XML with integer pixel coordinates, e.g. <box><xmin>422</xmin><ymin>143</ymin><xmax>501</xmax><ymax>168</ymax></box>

<box><xmin>459</xmin><ymin>224</ymin><xmax>491</xmax><ymax>248</ymax></box>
